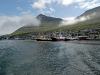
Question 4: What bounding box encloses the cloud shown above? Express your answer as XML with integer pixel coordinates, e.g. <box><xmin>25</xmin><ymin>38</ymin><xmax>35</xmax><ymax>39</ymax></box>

<box><xmin>0</xmin><ymin>16</ymin><xmax>22</xmax><ymax>35</ymax></box>
<box><xmin>60</xmin><ymin>16</ymin><xmax>90</xmax><ymax>26</ymax></box>
<box><xmin>31</xmin><ymin>0</ymin><xmax>56</xmax><ymax>14</ymax></box>
<box><xmin>40</xmin><ymin>7</ymin><xmax>55</xmax><ymax>14</ymax></box>
<box><xmin>63</xmin><ymin>17</ymin><xmax>75</xmax><ymax>20</ymax></box>
<box><xmin>20</xmin><ymin>14</ymin><xmax>40</xmax><ymax>26</ymax></box>
<box><xmin>31</xmin><ymin>0</ymin><xmax>52</xmax><ymax>9</ymax></box>
<box><xmin>65</xmin><ymin>0</ymin><xmax>84</xmax><ymax>5</ymax></box>
<box><xmin>31</xmin><ymin>0</ymin><xmax>85</xmax><ymax>10</ymax></box>
<box><xmin>21</xmin><ymin>10</ymin><xmax>31</xmax><ymax>15</ymax></box>
<box><xmin>31</xmin><ymin>0</ymin><xmax>100</xmax><ymax>13</ymax></box>
<box><xmin>50</xmin><ymin>8</ymin><xmax>55</xmax><ymax>12</ymax></box>
<box><xmin>79</xmin><ymin>0</ymin><xmax>100</xmax><ymax>9</ymax></box>
<box><xmin>17</xmin><ymin>7</ymin><xmax>23</xmax><ymax>10</ymax></box>
<box><xmin>59</xmin><ymin>0</ymin><xmax>100</xmax><ymax>9</ymax></box>
<box><xmin>31</xmin><ymin>0</ymin><xmax>55</xmax><ymax>14</ymax></box>
<box><xmin>60</xmin><ymin>12</ymin><xmax>100</xmax><ymax>26</ymax></box>
<box><xmin>61</xmin><ymin>0</ymin><xmax>74</xmax><ymax>6</ymax></box>
<box><xmin>0</xmin><ymin>14</ymin><xmax>40</xmax><ymax>35</ymax></box>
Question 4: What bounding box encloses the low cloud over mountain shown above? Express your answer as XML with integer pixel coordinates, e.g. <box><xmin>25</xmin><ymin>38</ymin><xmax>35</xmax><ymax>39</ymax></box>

<box><xmin>0</xmin><ymin>14</ymin><xmax>40</xmax><ymax>35</ymax></box>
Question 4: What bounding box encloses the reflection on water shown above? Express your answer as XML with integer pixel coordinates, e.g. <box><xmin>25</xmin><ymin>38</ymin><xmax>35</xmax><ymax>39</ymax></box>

<box><xmin>0</xmin><ymin>40</ymin><xmax>100</xmax><ymax>75</ymax></box>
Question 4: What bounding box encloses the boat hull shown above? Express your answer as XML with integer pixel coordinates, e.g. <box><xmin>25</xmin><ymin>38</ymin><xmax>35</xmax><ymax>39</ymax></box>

<box><xmin>51</xmin><ymin>37</ymin><xmax>69</xmax><ymax>41</ymax></box>
<box><xmin>51</xmin><ymin>37</ymin><xmax>61</xmax><ymax>41</ymax></box>
<box><xmin>64</xmin><ymin>38</ymin><xmax>70</xmax><ymax>41</ymax></box>
<box><xmin>36</xmin><ymin>39</ymin><xmax>52</xmax><ymax>41</ymax></box>
<box><xmin>78</xmin><ymin>36</ymin><xmax>88</xmax><ymax>40</ymax></box>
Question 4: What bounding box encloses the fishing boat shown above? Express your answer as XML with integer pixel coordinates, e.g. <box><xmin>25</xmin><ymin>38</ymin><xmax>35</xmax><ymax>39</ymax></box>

<box><xmin>51</xmin><ymin>34</ymin><xmax>67</xmax><ymax>41</ymax></box>
<box><xmin>51</xmin><ymin>31</ymin><xmax>71</xmax><ymax>41</ymax></box>
<box><xmin>78</xmin><ymin>36</ymin><xmax>88</xmax><ymax>40</ymax></box>
<box><xmin>64</xmin><ymin>38</ymin><xmax>71</xmax><ymax>41</ymax></box>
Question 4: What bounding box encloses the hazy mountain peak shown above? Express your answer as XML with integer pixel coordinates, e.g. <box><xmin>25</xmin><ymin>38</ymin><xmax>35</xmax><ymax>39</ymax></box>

<box><xmin>36</xmin><ymin>14</ymin><xmax>62</xmax><ymax>22</ymax></box>
<box><xmin>12</xmin><ymin>6</ymin><xmax>100</xmax><ymax>36</ymax></box>
<box><xmin>76</xmin><ymin>6</ymin><xmax>100</xmax><ymax>20</ymax></box>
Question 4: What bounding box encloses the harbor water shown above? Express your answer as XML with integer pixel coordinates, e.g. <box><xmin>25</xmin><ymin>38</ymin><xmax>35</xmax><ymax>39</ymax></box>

<box><xmin>0</xmin><ymin>40</ymin><xmax>100</xmax><ymax>75</ymax></box>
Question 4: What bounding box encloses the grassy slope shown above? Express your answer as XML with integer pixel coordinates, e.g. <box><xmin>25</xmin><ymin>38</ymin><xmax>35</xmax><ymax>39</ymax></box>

<box><xmin>11</xmin><ymin>19</ymin><xmax>100</xmax><ymax>36</ymax></box>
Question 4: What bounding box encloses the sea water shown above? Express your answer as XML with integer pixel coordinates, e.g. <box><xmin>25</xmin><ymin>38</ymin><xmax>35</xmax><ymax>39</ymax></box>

<box><xmin>0</xmin><ymin>40</ymin><xmax>100</xmax><ymax>75</ymax></box>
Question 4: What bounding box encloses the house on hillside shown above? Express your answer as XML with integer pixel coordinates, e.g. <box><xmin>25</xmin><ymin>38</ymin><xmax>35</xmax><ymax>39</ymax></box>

<box><xmin>89</xmin><ymin>33</ymin><xmax>95</xmax><ymax>39</ymax></box>
<box><xmin>78</xmin><ymin>30</ymin><xmax>86</xmax><ymax>36</ymax></box>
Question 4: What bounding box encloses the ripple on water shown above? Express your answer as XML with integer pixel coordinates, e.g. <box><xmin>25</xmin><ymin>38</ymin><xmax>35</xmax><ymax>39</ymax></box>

<box><xmin>0</xmin><ymin>40</ymin><xmax>100</xmax><ymax>75</ymax></box>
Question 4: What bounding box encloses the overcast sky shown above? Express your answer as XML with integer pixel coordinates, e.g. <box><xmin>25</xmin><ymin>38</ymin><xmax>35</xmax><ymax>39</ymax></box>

<box><xmin>0</xmin><ymin>0</ymin><xmax>100</xmax><ymax>35</ymax></box>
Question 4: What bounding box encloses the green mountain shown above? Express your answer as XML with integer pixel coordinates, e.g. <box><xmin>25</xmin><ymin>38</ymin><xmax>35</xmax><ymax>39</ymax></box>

<box><xmin>11</xmin><ymin>14</ymin><xmax>63</xmax><ymax>36</ymax></box>
<box><xmin>37</xmin><ymin>14</ymin><xmax>63</xmax><ymax>27</ymax></box>
<box><xmin>37</xmin><ymin>14</ymin><xmax>62</xmax><ymax>21</ymax></box>
<box><xmin>76</xmin><ymin>6</ymin><xmax>100</xmax><ymax>20</ymax></box>
<box><xmin>11</xmin><ymin>6</ymin><xmax>100</xmax><ymax>36</ymax></box>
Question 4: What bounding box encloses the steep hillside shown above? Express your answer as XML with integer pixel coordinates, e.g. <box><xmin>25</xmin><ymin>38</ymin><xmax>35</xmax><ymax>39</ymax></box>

<box><xmin>11</xmin><ymin>19</ymin><xmax>100</xmax><ymax>36</ymax></box>
<box><xmin>11</xmin><ymin>6</ymin><xmax>100</xmax><ymax>36</ymax></box>
<box><xmin>12</xmin><ymin>14</ymin><xmax>63</xmax><ymax>36</ymax></box>
<box><xmin>76</xmin><ymin>6</ymin><xmax>100</xmax><ymax>20</ymax></box>
<box><xmin>37</xmin><ymin>14</ymin><xmax>63</xmax><ymax>27</ymax></box>
<box><xmin>37</xmin><ymin>14</ymin><xmax>62</xmax><ymax>22</ymax></box>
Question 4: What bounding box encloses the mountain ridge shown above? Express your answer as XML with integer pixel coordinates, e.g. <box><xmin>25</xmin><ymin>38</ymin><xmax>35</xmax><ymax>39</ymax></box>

<box><xmin>76</xmin><ymin>6</ymin><xmax>100</xmax><ymax>20</ymax></box>
<box><xmin>36</xmin><ymin>14</ymin><xmax>62</xmax><ymax>22</ymax></box>
<box><xmin>13</xmin><ymin>14</ymin><xmax>63</xmax><ymax>34</ymax></box>
<box><xmin>12</xmin><ymin>6</ymin><xmax>100</xmax><ymax>36</ymax></box>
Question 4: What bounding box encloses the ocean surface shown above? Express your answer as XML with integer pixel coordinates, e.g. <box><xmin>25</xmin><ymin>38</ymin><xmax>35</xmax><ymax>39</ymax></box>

<box><xmin>0</xmin><ymin>40</ymin><xmax>100</xmax><ymax>75</ymax></box>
